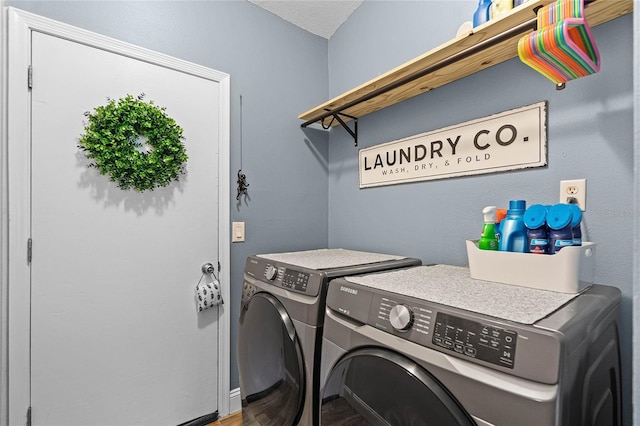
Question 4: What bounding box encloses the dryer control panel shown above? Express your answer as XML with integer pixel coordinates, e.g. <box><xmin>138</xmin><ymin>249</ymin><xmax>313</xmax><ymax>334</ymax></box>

<box><xmin>244</xmin><ymin>257</ymin><xmax>323</xmax><ymax>297</ymax></box>
<box><xmin>280</xmin><ymin>268</ymin><xmax>311</xmax><ymax>292</ymax></box>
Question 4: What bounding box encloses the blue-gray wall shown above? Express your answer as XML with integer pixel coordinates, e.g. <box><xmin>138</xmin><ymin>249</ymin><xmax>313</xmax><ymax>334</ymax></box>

<box><xmin>7</xmin><ymin>0</ymin><xmax>330</xmax><ymax>392</ymax></box>
<box><xmin>327</xmin><ymin>2</ymin><xmax>634</xmax><ymax>424</ymax></box>
<box><xmin>5</xmin><ymin>1</ymin><xmax>638</xmax><ymax>423</ymax></box>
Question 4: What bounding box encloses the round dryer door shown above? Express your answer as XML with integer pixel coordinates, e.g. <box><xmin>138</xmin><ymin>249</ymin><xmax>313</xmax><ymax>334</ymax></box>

<box><xmin>321</xmin><ymin>348</ymin><xmax>475</xmax><ymax>426</ymax></box>
<box><xmin>238</xmin><ymin>292</ymin><xmax>305</xmax><ymax>425</ymax></box>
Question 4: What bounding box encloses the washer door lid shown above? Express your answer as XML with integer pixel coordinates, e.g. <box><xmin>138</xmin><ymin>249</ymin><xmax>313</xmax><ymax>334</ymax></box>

<box><xmin>321</xmin><ymin>348</ymin><xmax>475</xmax><ymax>426</ymax></box>
<box><xmin>238</xmin><ymin>292</ymin><xmax>305</xmax><ymax>425</ymax></box>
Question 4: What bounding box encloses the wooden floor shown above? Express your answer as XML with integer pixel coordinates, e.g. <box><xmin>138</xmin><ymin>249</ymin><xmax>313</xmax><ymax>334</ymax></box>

<box><xmin>207</xmin><ymin>411</ymin><xmax>242</xmax><ymax>426</ymax></box>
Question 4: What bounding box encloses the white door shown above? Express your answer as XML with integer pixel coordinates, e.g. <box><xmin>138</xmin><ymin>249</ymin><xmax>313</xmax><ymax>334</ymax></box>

<box><xmin>12</xmin><ymin>19</ymin><xmax>229</xmax><ymax>426</ymax></box>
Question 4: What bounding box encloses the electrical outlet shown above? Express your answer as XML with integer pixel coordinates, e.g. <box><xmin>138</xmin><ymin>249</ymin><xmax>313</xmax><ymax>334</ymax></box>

<box><xmin>559</xmin><ymin>179</ymin><xmax>586</xmax><ymax>211</ymax></box>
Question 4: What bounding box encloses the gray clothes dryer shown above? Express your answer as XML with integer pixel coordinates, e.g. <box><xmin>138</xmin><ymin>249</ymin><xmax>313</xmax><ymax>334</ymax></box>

<box><xmin>237</xmin><ymin>249</ymin><xmax>421</xmax><ymax>426</ymax></box>
<box><xmin>320</xmin><ymin>265</ymin><xmax>621</xmax><ymax>426</ymax></box>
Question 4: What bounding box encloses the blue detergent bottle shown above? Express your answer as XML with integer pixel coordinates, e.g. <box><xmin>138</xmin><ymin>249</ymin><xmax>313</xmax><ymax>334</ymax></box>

<box><xmin>473</xmin><ymin>0</ymin><xmax>492</xmax><ymax>27</ymax></box>
<box><xmin>524</xmin><ymin>204</ymin><xmax>548</xmax><ymax>254</ymax></box>
<box><xmin>547</xmin><ymin>204</ymin><xmax>574</xmax><ymax>254</ymax></box>
<box><xmin>568</xmin><ymin>204</ymin><xmax>583</xmax><ymax>246</ymax></box>
<box><xmin>498</xmin><ymin>200</ymin><xmax>527</xmax><ymax>252</ymax></box>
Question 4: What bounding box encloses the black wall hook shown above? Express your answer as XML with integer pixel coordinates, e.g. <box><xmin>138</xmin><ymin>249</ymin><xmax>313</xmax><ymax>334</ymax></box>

<box><xmin>236</xmin><ymin>169</ymin><xmax>249</xmax><ymax>200</ymax></box>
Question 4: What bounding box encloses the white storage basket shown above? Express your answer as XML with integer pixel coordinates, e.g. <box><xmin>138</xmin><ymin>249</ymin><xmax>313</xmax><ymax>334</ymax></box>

<box><xmin>466</xmin><ymin>240</ymin><xmax>596</xmax><ymax>294</ymax></box>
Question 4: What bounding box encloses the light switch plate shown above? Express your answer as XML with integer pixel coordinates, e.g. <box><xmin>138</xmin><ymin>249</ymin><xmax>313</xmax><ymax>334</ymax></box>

<box><xmin>232</xmin><ymin>222</ymin><xmax>245</xmax><ymax>243</ymax></box>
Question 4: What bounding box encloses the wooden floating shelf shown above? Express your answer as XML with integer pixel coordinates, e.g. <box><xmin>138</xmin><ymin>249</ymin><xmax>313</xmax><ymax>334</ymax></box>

<box><xmin>299</xmin><ymin>0</ymin><xmax>633</xmax><ymax>128</ymax></box>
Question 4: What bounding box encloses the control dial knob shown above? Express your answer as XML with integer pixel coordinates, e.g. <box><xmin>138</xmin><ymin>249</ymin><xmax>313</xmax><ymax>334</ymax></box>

<box><xmin>265</xmin><ymin>265</ymin><xmax>278</xmax><ymax>281</ymax></box>
<box><xmin>389</xmin><ymin>304</ymin><xmax>414</xmax><ymax>331</ymax></box>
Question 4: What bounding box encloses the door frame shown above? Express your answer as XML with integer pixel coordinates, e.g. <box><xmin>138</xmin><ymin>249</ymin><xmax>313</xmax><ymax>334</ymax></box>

<box><xmin>1</xmin><ymin>7</ymin><xmax>231</xmax><ymax>425</ymax></box>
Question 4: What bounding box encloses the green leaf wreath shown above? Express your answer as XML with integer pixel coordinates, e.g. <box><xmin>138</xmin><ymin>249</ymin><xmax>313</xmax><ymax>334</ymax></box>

<box><xmin>78</xmin><ymin>94</ymin><xmax>188</xmax><ymax>192</ymax></box>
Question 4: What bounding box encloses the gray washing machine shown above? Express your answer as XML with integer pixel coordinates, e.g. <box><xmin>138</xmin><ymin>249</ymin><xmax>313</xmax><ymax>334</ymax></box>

<box><xmin>237</xmin><ymin>249</ymin><xmax>421</xmax><ymax>425</ymax></box>
<box><xmin>320</xmin><ymin>265</ymin><xmax>621</xmax><ymax>426</ymax></box>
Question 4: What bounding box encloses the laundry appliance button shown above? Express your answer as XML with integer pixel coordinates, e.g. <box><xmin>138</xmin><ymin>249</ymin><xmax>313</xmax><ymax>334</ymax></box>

<box><xmin>265</xmin><ymin>265</ymin><xmax>278</xmax><ymax>281</ymax></box>
<box><xmin>389</xmin><ymin>304</ymin><xmax>414</xmax><ymax>331</ymax></box>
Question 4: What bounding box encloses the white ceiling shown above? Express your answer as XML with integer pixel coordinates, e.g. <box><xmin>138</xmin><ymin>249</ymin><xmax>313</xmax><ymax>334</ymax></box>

<box><xmin>248</xmin><ymin>0</ymin><xmax>364</xmax><ymax>39</ymax></box>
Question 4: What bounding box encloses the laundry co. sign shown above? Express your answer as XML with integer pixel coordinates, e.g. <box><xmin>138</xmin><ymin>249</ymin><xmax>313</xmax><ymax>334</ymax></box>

<box><xmin>359</xmin><ymin>101</ymin><xmax>548</xmax><ymax>188</ymax></box>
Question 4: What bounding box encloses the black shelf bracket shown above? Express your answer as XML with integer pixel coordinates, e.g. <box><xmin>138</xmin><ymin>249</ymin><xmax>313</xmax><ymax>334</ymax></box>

<box><xmin>320</xmin><ymin>110</ymin><xmax>359</xmax><ymax>146</ymax></box>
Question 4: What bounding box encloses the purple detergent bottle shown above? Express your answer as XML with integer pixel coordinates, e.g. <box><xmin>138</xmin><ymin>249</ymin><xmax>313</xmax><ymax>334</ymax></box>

<box><xmin>568</xmin><ymin>204</ymin><xmax>583</xmax><ymax>246</ymax></box>
<box><xmin>524</xmin><ymin>204</ymin><xmax>548</xmax><ymax>254</ymax></box>
<box><xmin>547</xmin><ymin>204</ymin><xmax>574</xmax><ymax>254</ymax></box>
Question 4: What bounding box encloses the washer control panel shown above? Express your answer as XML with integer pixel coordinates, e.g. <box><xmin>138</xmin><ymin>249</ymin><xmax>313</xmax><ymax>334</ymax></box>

<box><xmin>433</xmin><ymin>312</ymin><xmax>517</xmax><ymax>369</ymax></box>
<box><xmin>368</xmin><ymin>293</ymin><xmax>517</xmax><ymax>369</ymax></box>
<box><xmin>326</xmin><ymin>279</ymin><xmax>567</xmax><ymax>383</ymax></box>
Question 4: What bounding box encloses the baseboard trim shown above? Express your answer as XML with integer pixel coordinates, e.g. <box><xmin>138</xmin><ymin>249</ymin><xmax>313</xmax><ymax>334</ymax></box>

<box><xmin>229</xmin><ymin>387</ymin><xmax>241</xmax><ymax>414</ymax></box>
